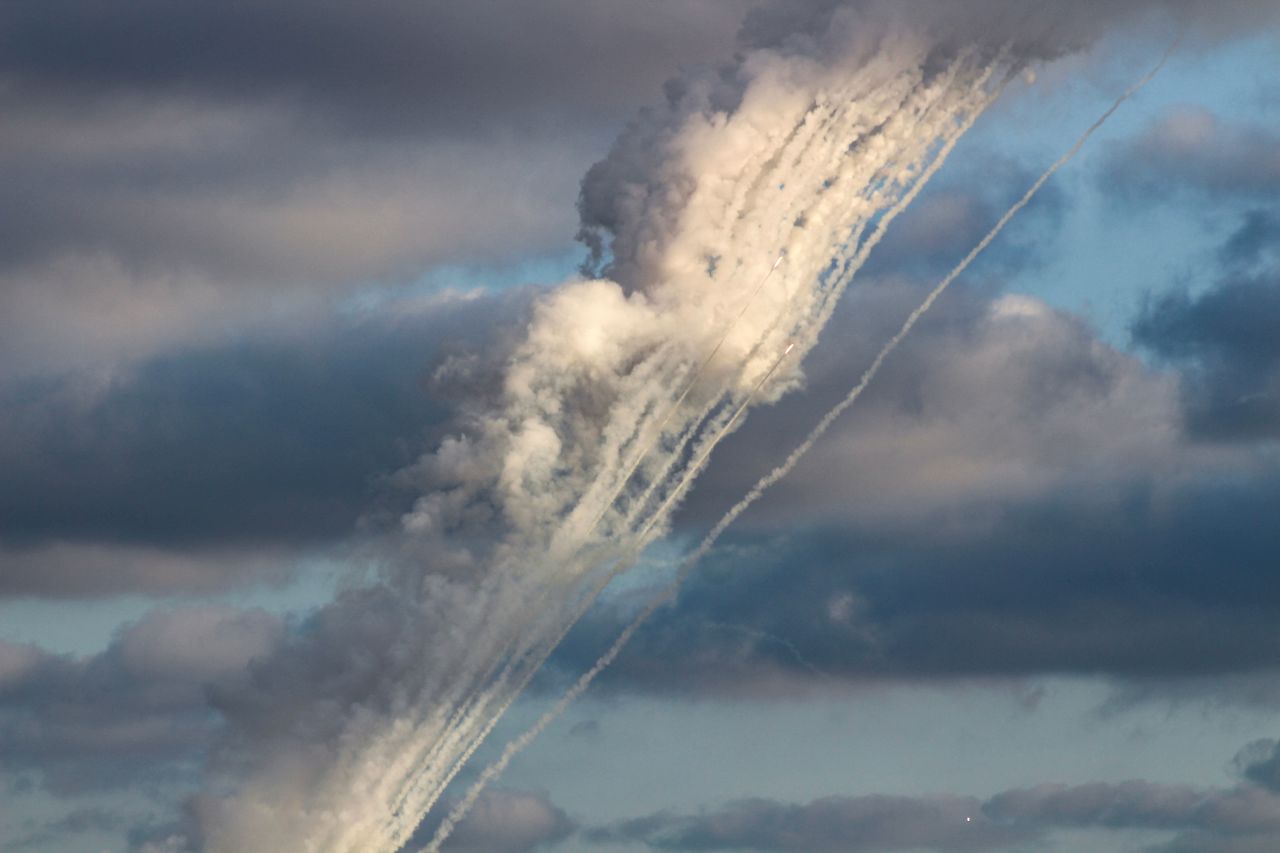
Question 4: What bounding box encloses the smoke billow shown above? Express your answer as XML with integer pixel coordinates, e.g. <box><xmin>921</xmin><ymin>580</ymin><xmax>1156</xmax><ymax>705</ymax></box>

<box><xmin>189</xmin><ymin>4</ymin><xmax>1175</xmax><ymax>852</ymax></box>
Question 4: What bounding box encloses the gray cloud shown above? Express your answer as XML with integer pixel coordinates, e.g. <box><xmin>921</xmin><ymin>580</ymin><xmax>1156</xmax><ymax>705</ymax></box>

<box><xmin>680</xmin><ymin>276</ymin><xmax>1187</xmax><ymax>534</ymax></box>
<box><xmin>6</xmin><ymin>5</ymin><xmax>1280</xmax><ymax>849</ymax></box>
<box><xmin>592</xmin><ymin>759</ymin><xmax>1280</xmax><ymax>852</ymax></box>
<box><xmin>1236</xmin><ymin>740</ymin><xmax>1280</xmax><ymax>794</ymax></box>
<box><xmin>986</xmin><ymin>779</ymin><xmax>1280</xmax><ymax>850</ymax></box>
<box><xmin>1132</xmin><ymin>218</ymin><xmax>1280</xmax><ymax>442</ymax></box>
<box><xmin>859</xmin><ymin>154</ymin><xmax>1068</xmax><ymax>280</ymax></box>
<box><xmin>0</xmin><ymin>1</ymin><xmax>745</xmax><ymax>134</ymax></box>
<box><xmin>588</xmin><ymin>793</ymin><xmax>1029</xmax><ymax>851</ymax></box>
<box><xmin>0</xmin><ymin>124</ymin><xmax>589</xmax><ymax>378</ymax></box>
<box><xmin>738</xmin><ymin>0</ymin><xmax>1280</xmax><ymax>59</ymax></box>
<box><xmin>414</xmin><ymin>789</ymin><xmax>576</xmax><ymax>853</ymax></box>
<box><xmin>1217</xmin><ymin>210</ymin><xmax>1280</xmax><ymax>274</ymax></box>
<box><xmin>1</xmin><ymin>1</ymin><xmax>1276</xmax><ymax>379</ymax></box>
<box><xmin>0</xmin><ymin>289</ymin><xmax>526</xmax><ymax>597</ymax></box>
<box><xmin>0</xmin><ymin>605</ymin><xmax>282</xmax><ymax>796</ymax></box>
<box><xmin>1103</xmin><ymin>108</ymin><xmax>1280</xmax><ymax>202</ymax></box>
<box><xmin>0</xmin><ymin>1</ymin><xmax>747</xmax><ymax>378</ymax></box>
<box><xmin>9</xmin><ymin>807</ymin><xmax>132</xmax><ymax>852</ymax></box>
<box><xmin>540</xmin><ymin>285</ymin><xmax>1279</xmax><ymax>695</ymax></box>
<box><xmin>554</xmin><ymin>470</ymin><xmax>1280</xmax><ymax>696</ymax></box>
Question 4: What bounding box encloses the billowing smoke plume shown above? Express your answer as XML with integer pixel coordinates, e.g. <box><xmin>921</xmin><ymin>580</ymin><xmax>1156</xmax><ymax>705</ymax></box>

<box><xmin>423</xmin><ymin>47</ymin><xmax>1174</xmax><ymax>849</ymax></box>
<box><xmin>189</xmin><ymin>4</ymin><xmax>1177</xmax><ymax>852</ymax></box>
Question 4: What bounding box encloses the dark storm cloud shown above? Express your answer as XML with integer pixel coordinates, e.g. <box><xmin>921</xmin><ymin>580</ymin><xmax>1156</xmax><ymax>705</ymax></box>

<box><xmin>1132</xmin><ymin>217</ymin><xmax>1280</xmax><ymax>441</ymax></box>
<box><xmin>0</xmin><ymin>606</ymin><xmax>282</xmax><ymax>796</ymax></box>
<box><xmin>0</xmin><ymin>288</ymin><xmax>526</xmax><ymax>597</ymax></box>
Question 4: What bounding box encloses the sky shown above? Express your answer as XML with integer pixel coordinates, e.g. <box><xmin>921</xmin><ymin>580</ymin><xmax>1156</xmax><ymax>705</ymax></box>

<box><xmin>2</xmin><ymin>2</ymin><xmax>1280</xmax><ymax>852</ymax></box>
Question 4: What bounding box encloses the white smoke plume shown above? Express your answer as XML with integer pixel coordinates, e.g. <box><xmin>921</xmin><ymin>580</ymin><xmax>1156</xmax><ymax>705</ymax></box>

<box><xmin>191</xmin><ymin>4</ymin><xmax>1156</xmax><ymax>852</ymax></box>
<box><xmin>422</xmin><ymin>47</ymin><xmax>1174</xmax><ymax>851</ymax></box>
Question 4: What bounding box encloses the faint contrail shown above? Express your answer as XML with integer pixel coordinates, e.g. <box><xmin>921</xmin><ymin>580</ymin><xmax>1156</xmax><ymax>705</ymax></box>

<box><xmin>422</xmin><ymin>45</ymin><xmax>1173</xmax><ymax>851</ymax></box>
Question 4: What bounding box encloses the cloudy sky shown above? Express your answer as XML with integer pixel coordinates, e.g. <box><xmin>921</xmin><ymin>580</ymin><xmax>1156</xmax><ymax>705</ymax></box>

<box><xmin>2</xmin><ymin>2</ymin><xmax>1280</xmax><ymax>852</ymax></box>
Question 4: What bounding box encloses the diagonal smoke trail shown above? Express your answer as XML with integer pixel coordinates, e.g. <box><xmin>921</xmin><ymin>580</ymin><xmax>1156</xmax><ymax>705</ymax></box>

<box><xmin>407</xmin><ymin>56</ymin><xmax>1010</xmax><ymax>853</ymax></box>
<box><xmin>421</xmin><ymin>46</ymin><xmax>1173</xmax><ymax>853</ymax></box>
<box><xmin>393</xmin><ymin>74</ymin><xmax>1007</xmax><ymax>852</ymax></box>
<box><xmin>616</xmin><ymin>70</ymin><xmax>1005</xmax><ymax>542</ymax></box>
<box><xmin>206</xmin><ymin>38</ymin><xmax>1036</xmax><ymax>853</ymax></box>
<box><xmin>372</xmin><ymin>255</ymin><xmax>788</xmax><ymax>829</ymax></box>
<box><xmin>401</xmin><ymin>74</ymin><xmax>1003</xmax><ymax>832</ymax></box>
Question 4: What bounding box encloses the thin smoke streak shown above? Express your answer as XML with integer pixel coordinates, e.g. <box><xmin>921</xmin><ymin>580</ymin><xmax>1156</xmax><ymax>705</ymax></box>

<box><xmin>423</xmin><ymin>46</ymin><xmax>1171</xmax><ymax>852</ymax></box>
